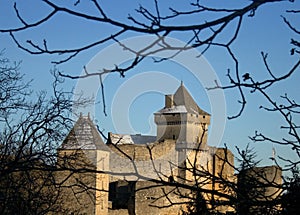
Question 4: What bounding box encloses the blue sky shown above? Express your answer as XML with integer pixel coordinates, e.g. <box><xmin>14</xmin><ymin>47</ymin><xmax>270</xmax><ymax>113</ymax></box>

<box><xmin>1</xmin><ymin>0</ymin><xmax>299</xmax><ymax>167</ymax></box>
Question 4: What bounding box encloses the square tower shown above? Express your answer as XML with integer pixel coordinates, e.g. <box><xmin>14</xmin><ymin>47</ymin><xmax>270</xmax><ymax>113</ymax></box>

<box><xmin>154</xmin><ymin>83</ymin><xmax>210</xmax><ymax>146</ymax></box>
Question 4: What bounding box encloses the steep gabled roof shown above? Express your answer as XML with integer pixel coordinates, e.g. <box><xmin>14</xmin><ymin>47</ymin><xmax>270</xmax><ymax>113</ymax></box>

<box><xmin>59</xmin><ymin>114</ymin><xmax>108</xmax><ymax>151</ymax></box>
<box><xmin>158</xmin><ymin>83</ymin><xmax>210</xmax><ymax>115</ymax></box>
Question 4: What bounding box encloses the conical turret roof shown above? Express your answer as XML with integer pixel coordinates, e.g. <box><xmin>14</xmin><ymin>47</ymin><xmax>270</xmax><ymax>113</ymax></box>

<box><xmin>173</xmin><ymin>83</ymin><xmax>209</xmax><ymax>115</ymax></box>
<box><xmin>59</xmin><ymin>114</ymin><xmax>108</xmax><ymax>151</ymax></box>
<box><xmin>158</xmin><ymin>83</ymin><xmax>210</xmax><ymax>115</ymax></box>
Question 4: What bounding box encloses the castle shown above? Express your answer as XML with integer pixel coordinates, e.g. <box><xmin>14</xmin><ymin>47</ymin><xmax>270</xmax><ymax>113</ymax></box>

<box><xmin>56</xmin><ymin>83</ymin><xmax>281</xmax><ymax>214</ymax></box>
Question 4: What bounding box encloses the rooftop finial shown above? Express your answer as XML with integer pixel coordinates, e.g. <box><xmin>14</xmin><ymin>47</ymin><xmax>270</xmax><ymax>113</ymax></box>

<box><xmin>180</xmin><ymin>80</ymin><xmax>183</xmax><ymax>86</ymax></box>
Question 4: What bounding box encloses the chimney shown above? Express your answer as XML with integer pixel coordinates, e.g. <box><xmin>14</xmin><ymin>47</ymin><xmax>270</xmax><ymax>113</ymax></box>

<box><xmin>165</xmin><ymin>94</ymin><xmax>174</xmax><ymax>108</ymax></box>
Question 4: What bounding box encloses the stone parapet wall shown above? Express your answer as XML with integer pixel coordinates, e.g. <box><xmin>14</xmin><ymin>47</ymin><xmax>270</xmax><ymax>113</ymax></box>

<box><xmin>108</xmin><ymin>140</ymin><xmax>178</xmax><ymax>181</ymax></box>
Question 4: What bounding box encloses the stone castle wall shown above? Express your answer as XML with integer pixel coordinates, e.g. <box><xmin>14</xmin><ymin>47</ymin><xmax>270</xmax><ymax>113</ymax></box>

<box><xmin>56</xmin><ymin>149</ymin><xmax>110</xmax><ymax>215</ymax></box>
<box><xmin>108</xmin><ymin>140</ymin><xmax>178</xmax><ymax>182</ymax></box>
<box><xmin>155</xmin><ymin>113</ymin><xmax>210</xmax><ymax>143</ymax></box>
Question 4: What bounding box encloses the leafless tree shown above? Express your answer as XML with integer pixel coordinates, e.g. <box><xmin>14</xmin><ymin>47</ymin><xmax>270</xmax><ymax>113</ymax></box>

<box><xmin>0</xmin><ymin>52</ymin><xmax>92</xmax><ymax>214</ymax></box>
<box><xmin>1</xmin><ymin>1</ymin><xmax>300</xmax><ymax>214</ymax></box>
<box><xmin>0</xmin><ymin>0</ymin><xmax>296</xmax><ymax>117</ymax></box>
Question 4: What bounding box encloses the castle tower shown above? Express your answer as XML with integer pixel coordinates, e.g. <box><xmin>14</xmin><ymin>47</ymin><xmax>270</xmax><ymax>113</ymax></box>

<box><xmin>154</xmin><ymin>82</ymin><xmax>210</xmax><ymax>146</ymax></box>
<box><xmin>57</xmin><ymin>114</ymin><xmax>110</xmax><ymax>215</ymax></box>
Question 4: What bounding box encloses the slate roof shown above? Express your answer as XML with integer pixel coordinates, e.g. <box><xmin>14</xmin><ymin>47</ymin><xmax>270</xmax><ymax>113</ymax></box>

<box><xmin>108</xmin><ymin>132</ymin><xmax>156</xmax><ymax>145</ymax></box>
<box><xmin>59</xmin><ymin>114</ymin><xmax>108</xmax><ymax>151</ymax></box>
<box><xmin>158</xmin><ymin>83</ymin><xmax>210</xmax><ymax>115</ymax></box>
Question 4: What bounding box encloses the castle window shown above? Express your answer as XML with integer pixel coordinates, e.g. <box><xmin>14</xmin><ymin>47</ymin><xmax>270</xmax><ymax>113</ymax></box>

<box><xmin>173</xmin><ymin>135</ymin><xmax>176</xmax><ymax>140</ymax></box>
<box><xmin>100</xmin><ymin>199</ymin><xmax>104</xmax><ymax>209</ymax></box>
<box><xmin>146</xmin><ymin>196</ymin><xmax>157</xmax><ymax>200</ymax></box>
<box><xmin>168</xmin><ymin>175</ymin><xmax>174</xmax><ymax>183</ymax></box>
<box><xmin>203</xmin><ymin>115</ymin><xmax>205</xmax><ymax>119</ymax></box>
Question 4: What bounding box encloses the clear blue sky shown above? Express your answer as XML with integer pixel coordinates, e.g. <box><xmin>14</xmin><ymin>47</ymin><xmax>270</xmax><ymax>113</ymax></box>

<box><xmin>1</xmin><ymin>0</ymin><xmax>299</xmax><ymax>167</ymax></box>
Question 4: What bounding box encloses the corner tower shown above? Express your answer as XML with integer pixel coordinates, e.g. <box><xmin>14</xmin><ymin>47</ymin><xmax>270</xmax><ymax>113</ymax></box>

<box><xmin>57</xmin><ymin>114</ymin><xmax>110</xmax><ymax>215</ymax></box>
<box><xmin>154</xmin><ymin>83</ymin><xmax>210</xmax><ymax>146</ymax></box>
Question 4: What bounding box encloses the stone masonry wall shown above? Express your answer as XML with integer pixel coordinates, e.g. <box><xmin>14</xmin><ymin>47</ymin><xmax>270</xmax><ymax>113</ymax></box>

<box><xmin>108</xmin><ymin>140</ymin><xmax>178</xmax><ymax>182</ymax></box>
